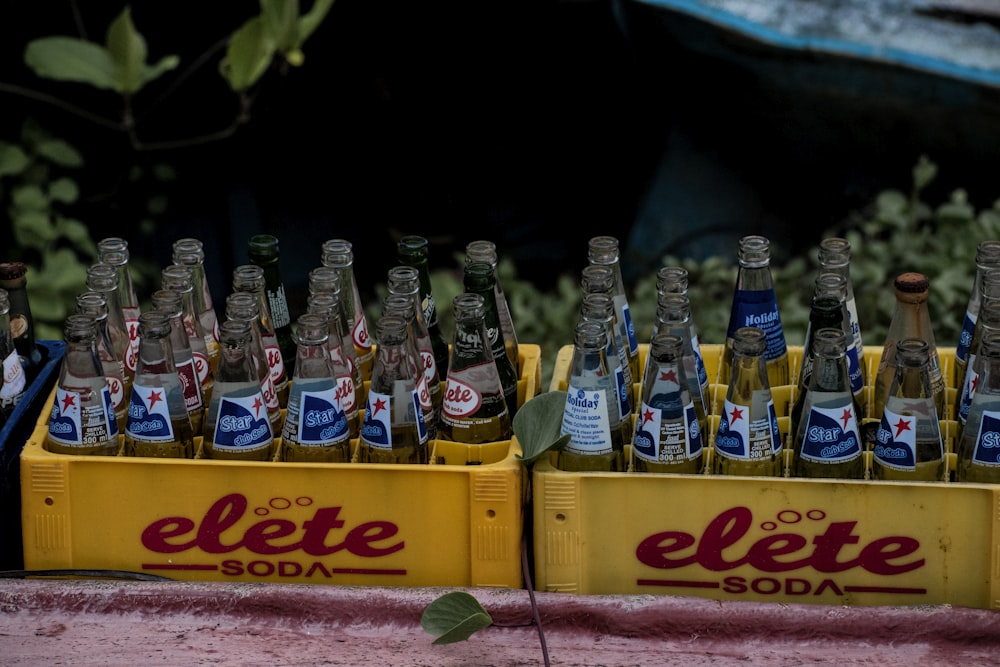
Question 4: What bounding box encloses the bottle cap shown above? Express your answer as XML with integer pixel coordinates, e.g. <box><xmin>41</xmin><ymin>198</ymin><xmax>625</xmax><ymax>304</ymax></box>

<box><xmin>894</xmin><ymin>272</ymin><xmax>929</xmax><ymax>293</ymax></box>
<box><xmin>0</xmin><ymin>262</ymin><xmax>28</xmax><ymax>281</ymax></box>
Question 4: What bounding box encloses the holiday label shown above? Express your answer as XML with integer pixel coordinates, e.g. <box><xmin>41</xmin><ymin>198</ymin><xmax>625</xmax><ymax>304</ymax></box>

<box><xmin>727</xmin><ymin>289</ymin><xmax>787</xmax><ymax>361</ymax></box>
<box><xmin>291</xmin><ymin>389</ymin><xmax>348</xmax><ymax>445</ymax></box>
<box><xmin>633</xmin><ymin>400</ymin><xmax>702</xmax><ymax>463</ymax></box>
<box><xmin>48</xmin><ymin>386</ymin><xmax>118</xmax><ymax>446</ymax></box>
<box><xmin>798</xmin><ymin>403</ymin><xmax>862</xmax><ymax>464</ymax></box>
<box><xmin>211</xmin><ymin>393</ymin><xmax>272</xmax><ymax>451</ymax></box>
<box><xmin>970</xmin><ymin>411</ymin><xmax>1000</xmax><ymax>467</ymax></box>
<box><xmin>715</xmin><ymin>398</ymin><xmax>780</xmax><ymax>461</ymax></box>
<box><xmin>126</xmin><ymin>385</ymin><xmax>176</xmax><ymax>442</ymax></box>
<box><xmin>561</xmin><ymin>384</ymin><xmax>614</xmax><ymax>455</ymax></box>
<box><xmin>0</xmin><ymin>348</ymin><xmax>26</xmax><ymax>407</ymax></box>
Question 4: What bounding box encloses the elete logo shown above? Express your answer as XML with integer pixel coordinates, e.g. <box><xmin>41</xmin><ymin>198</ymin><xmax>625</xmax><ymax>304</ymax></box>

<box><xmin>634</xmin><ymin>506</ymin><xmax>927</xmax><ymax>598</ymax></box>
<box><xmin>140</xmin><ymin>493</ymin><xmax>405</xmax><ymax>579</ymax></box>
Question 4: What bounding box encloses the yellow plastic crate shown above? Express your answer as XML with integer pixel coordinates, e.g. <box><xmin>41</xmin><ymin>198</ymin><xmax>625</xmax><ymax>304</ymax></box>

<box><xmin>537</xmin><ymin>343</ymin><xmax>1000</xmax><ymax>609</ymax></box>
<box><xmin>20</xmin><ymin>345</ymin><xmax>541</xmax><ymax>589</ymax></box>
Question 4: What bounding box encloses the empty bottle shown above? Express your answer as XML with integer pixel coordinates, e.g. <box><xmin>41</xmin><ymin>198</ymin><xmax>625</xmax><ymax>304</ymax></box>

<box><xmin>281</xmin><ymin>313</ymin><xmax>351</xmax><ymax>462</ymax></box>
<box><xmin>75</xmin><ymin>292</ymin><xmax>128</xmax><ymax>433</ymax></box>
<box><xmin>86</xmin><ymin>262</ymin><xmax>137</xmax><ymax>385</ymax></box>
<box><xmin>954</xmin><ymin>241</ymin><xmax>1000</xmax><ymax>389</ymax></box>
<box><xmin>650</xmin><ymin>293</ymin><xmax>709</xmax><ymax>446</ymax></box>
<box><xmin>233</xmin><ymin>264</ymin><xmax>290</xmax><ymax>408</ymax></box>
<box><xmin>307</xmin><ymin>291</ymin><xmax>363</xmax><ymax>434</ymax></box>
<box><xmin>309</xmin><ymin>266</ymin><xmax>366</xmax><ymax>409</ymax></box>
<box><xmin>203</xmin><ymin>319</ymin><xmax>275</xmax><ymax>461</ymax></box>
<box><xmin>397</xmin><ymin>235</ymin><xmax>450</xmax><ymax>376</ymax></box>
<box><xmin>464</xmin><ymin>261</ymin><xmax>519</xmax><ymax>419</ymax></box>
<box><xmin>580</xmin><ymin>292</ymin><xmax>633</xmax><ymax>446</ymax></box>
<box><xmin>172</xmin><ymin>238</ymin><xmax>221</xmax><ymax>373</ymax></box>
<box><xmin>0</xmin><ymin>261</ymin><xmax>42</xmax><ymax>376</ymax></box>
<box><xmin>817</xmin><ymin>237</ymin><xmax>866</xmax><ymax>389</ymax></box>
<box><xmin>438</xmin><ymin>292</ymin><xmax>512</xmax><ymax>444</ymax></box>
<box><xmin>559</xmin><ymin>320</ymin><xmax>625</xmax><ymax>472</ymax></box>
<box><xmin>0</xmin><ymin>290</ymin><xmax>27</xmax><ymax>418</ymax></box>
<box><xmin>581</xmin><ymin>264</ymin><xmax>633</xmax><ymax>389</ymax></box>
<box><xmin>248</xmin><ymin>234</ymin><xmax>296</xmax><ymax>376</ymax></box>
<box><xmin>793</xmin><ymin>273</ymin><xmax>854</xmax><ymax>419</ymax></box>
<box><xmin>161</xmin><ymin>264</ymin><xmax>215</xmax><ymax>406</ymax></box>
<box><xmin>872</xmin><ymin>338</ymin><xmax>945</xmax><ymax>482</ymax></box>
<box><xmin>123</xmin><ymin>311</ymin><xmax>196</xmax><ymax>459</ymax></box>
<box><xmin>151</xmin><ymin>289</ymin><xmax>205</xmax><ymax>435</ymax></box>
<box><xmin>956</xmin><ymin>270</ymin><xmax>1000</xmax><ymax>439</ymax></box>
<box><xmin>98</xmin><ymin>237</ymin><xmax>141</xmax><ymax>378</ymax></box>
<box><xmin>322</xmin><ymin>239</ymin><xmax>374</xmax><ymax>383</ymax></box>
<box><xmin>588</xmin><ymin>235</ymin><xmax>640</xmax><ymax>389</ymax></box>
<box><xmin>45</xmin><ymin>315</ymin><xmax>119</xmax><ymax>456</ymax></box>
<box><xmin>225</xmin><ymin>292</ymin><xmax>283</xmax><ymax>436</ymax></box>
<box><xmin>955</xmin><ymin>330</ymin><xmax>1000</xmax><ymax>483</ymax></box>
<box><xmin>465</xmin><ymin>240</ymin><xmax>519</xmax><ymax>374</ymax></box>
<box><xmin>382</xmin><ymin>293</ymin><xmax>439</xmax><ymax>440</ymax></box>
<box><xmin>714</xmin><ymin>327</ymin><xmax>782</xmax><ymax>477</ymax></box>
<box><xmin>632</xmin><ymin>332</ymin><xmax>704</xmax><ymax>474</ymax></box>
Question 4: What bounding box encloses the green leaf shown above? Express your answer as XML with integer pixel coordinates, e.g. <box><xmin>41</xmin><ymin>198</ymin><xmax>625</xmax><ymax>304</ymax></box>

<box><xmin>42</xmin><ymin>247</ymin><xmax>90</xmax><ymax>292</ymax></box>
<box><xmin>221</xmin><ymin>16</ymin><xmax>276</xmax><ymax>92</ymax></box>
<box><xmin>105</xmin><ymin>6</ymin><xmax>147</xmax><ymax>93</ymax></box>
<box><xmin>12</xmin><ymin>184</ymin><xmax>49</xmax><ymax>211</ymax></box>
<box><xmin>48</xmin><ymin>177</ymin><xmax>79</xmax><ymax>204</ymax></box>
<box><xmin>54</xmin><ymin>217</ymin><xmax>95</xmax><ymax>252</ymax></box>
<box><xmin>298</xmin><ymin>0</ymin><xmax>335</xmax><ymax>45</ymax></box>
<box><xmin>12</xmin><ymin>210</ymin><xmax>56</xmax><ymax>248</ymax></box>
<box><xmin>35</xmin><ymin>139</ymin><xmax>84</xmax><ymax>167</ymax></box>
<box><xmin>912</xmin><ymin>155</ymin><xmax>938</xmax><ymax>192</ymax></box>
<box><xmin>261</xmin><ymin>0</ymin><xmax>301</xmax><ymax>52</ymax></box>
<box><xmin>420</xmin><ymin>592</ymin><xmax>493</xmax><ymax>645</ymax></box>
<box><xmin>24</xmin><ymin>37</ymin><xmax>118</xmax><ymax>91</ymax></box>
<box><xmin>0</xmin><ymin>143</ymin><xmax>30</xmax><ymax>176</ymax></box>
<box><xmin>513</xmin><ymin>390</ymin><xmax>571</xmax><ymax>466</ymax></box>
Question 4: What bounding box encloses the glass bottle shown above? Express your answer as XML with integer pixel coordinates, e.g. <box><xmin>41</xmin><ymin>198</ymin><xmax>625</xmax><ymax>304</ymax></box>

<box><xmin>45</xmin><ymin>315</ymin><xmax>119</xmax><ymax>456</ymax></box>
<box><xmin>86</xmin><ymin>263</ymin><xmax>137</xmax><ymax>384</ymax></box>
<box><xmin>75</xmin><ymin>292</ymin><xmax>128</xmax><ymax>433</ymax></box>
<box><xmin>397</xmin><ymin>235</ymin><xmax>450</xmax><ymax>376</ymax></box>
<box><xmin>387</xmin><ymin>265</ymin><xmax>443</xmax><ymax>435</ymax></box>
<box><xmin>322</xmin><ymin>239</ymin><xmax>374</xmax><ymax>383</ymax></box>
<box><xmin>308</xmin><ymin>288</ymin><xmax>364</xmax><ymax>425</ymax></box>
<box><xmin>956</xmin><ymin>270</ymin><xmax>1000</xmax><ymax>439</ymax></box>
<box><xmin>579</xmin><ymin>292</ymin><xmax>633</xmax><ymax>446</ymax></box>
<box><xmin>97</xmin><ymin>238</ymin><xmax>141</xmax><ymax>375</ymax></box>
<box><xmin>953</xmin><ymin>241</ymin><xmax>1000</xmax><ymax>389</ymax></box>
<box><xmin>465</xmin><ymin>240</ymin><xmax>519</xmax><ymax>374</ymax></box>
<box><xmin>438</xmin><ymin>293</ymin><xmax>512</xmax><ymax>444</ymax></box>
<box><xmin>172</xmin><ymin>237</ymin><xmax>221</xmax><ymax>374</ymax></box>
<box><xmin>872</xmin><ymin>338</ymin><xmax>945</xmax><ymax>482</ymax></box>
<box><xmin>358</xmin><ymin>314</ymin><xmax>429</xmax><ymax>464</ymax></box>
<box><xmin>587</xmin><ymin>235</ymin><xmax>640</xmax><ymax>389</ymax></box>
<box><xmin>123</xmin><ymin>311</ymin><xmax>196</xmax><ymax>459</ymax></box>
<box><xmin>955</xmin><ymin>330</ymin><xmax>1000</xmax><ymax>483</ymax></box>
<box><xmin>382</xmin><ymin>293</ymin><xmax>438</xmax><ymax>440</ymax></box>
<box><xmin>281</xmin><ymin>313</ymin><xmax>351</xmax><ymax>463</ymax></box>
<box><xmin>872</xmin><ymin>273</ymin><xmax>945</xmax><ymax>430</ymax></box>
<box><xmin>721</xmin><ymin>235</ymin><xmax>789</xmax><ymax>390</ymax></box>
<box><xmin>0</xmin><ymin>290</ymin><xmax>27</xmax><ymax>418</ymax></box>
<box><xmin>225</xmin><ymin>292</ymin><xmax>283</xmax><ymax>436</ymax></box>
<box><xmin>790</xmin><ymin>328</ymin><xmax>864</xmax><ymax>479</ymax></box>
<box><xmin>202</xmin><ymin>319</ymin><xmax>275</xmax><ymax>461</ymax></box>
<box><xmin>248</xmin><ymin>234</ymin><xmax>297</xmax><ymax>376</ymax></box>
<box><xmin>650</xmin><ymin>293</ymin><xmax>709</xmax><ymax>445</ymax></box>
<box><xmin>161</xmin><ymin>264</ymin><xmax>215</xmax><ymax>406</ymax></box>
<box><xmin>633</xmin><ymin>332</ymin><xmax>704</xmax><ymax>474</ymax></box>
<box><xmin>714</xmin><ymin>327</ymin><xmax>782</xmax><ymax>477</ymax></box>
<box><xmin>655</xmin><ymin>266</ymin><xmax>689</xmax><ymax>296</ymax></box>
<box><xmin>0</xmin><ymin>261</ymin><xmax>42</xmax><ymax>375</ymax></box>
<box><xmin>817</xmin><ymin>237</ymin><xmax>866</xmax><ymax>390</ymax></box>
<box><xmin>558</xmin><ymin>320</ymin><xmax>625</xmax><ymax>472</ymax></box>
<box><xmin>232</xmin><ymin>264</ymin><xmax>290</xmax><ymax>409</ymax></box>
<box><xmin>464</xmin><ymin>261</ymin><xmax>519</xmax><ymax>419</ymax></box>
<box><xmin>151</xmin><ymin>289</ymin><xmax>205</xmax><ymax>435</ymax></box>
<box><xmin>581</xmin><ymin>264</ymin><xmax>633</xmax><ymax>388</ymax></box>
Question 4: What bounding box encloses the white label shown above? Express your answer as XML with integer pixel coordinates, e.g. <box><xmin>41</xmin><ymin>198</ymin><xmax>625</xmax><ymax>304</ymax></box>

<box><xmin>561</xmin><ymin>384</ymin><xmax>613</xmax><ymax>455</ymax></box>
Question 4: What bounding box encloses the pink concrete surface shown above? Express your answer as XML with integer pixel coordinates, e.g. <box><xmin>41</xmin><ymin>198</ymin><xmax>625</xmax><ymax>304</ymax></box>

<box><xmin>0</xmin><ymin>579</ymin><xmax>998</xmax><ymax>665</ymax></box>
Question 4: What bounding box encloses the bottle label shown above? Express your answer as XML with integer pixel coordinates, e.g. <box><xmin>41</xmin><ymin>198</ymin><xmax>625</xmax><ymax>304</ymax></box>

<box><xmin>0</xmin><ymin>349</ymin><xmax>26</xmax><ymax>407</ymax></box>
<box><xmin>727</xmin><ymin>289</ymin><xmax>787</xmax><ymax>362</ymax></box>
<box><xmin>125</xmin><ymin>317</ymin><xmax>140</xmax><ymax>374</ymax></box>
<box><xmin>267</xmin><ymin>285</ymin><xmax>291</xmax><ymax>329</ymax></box>
<box><xmin>692</xmin><ymin>334</ymin><xmax>708</xmax><ymax>387</ymax></box>
<box><xmin>422</xmin><ymin>293</ymin><xmax>438</xmax><ymax>328</ymax></box>
<box><xmin>261</xmin><ymin>372</ymin><xmax>280</xmax><ymax>412</ymax></box>
<box><xmin>353</xmin><ymin>315</ymin><xmax>371</xmax><ymax>352</ymax></box>
<box><xmin>955</xmin><ymin>310</ymin><xmax>976</xmax><ymax>365</ymax></box>
<box><xmin>193</xmin><ymin>350</ymin><xmax>210</xmax><ymax>385</ymax></box>
<box><xmin>846</xmin><ymin>344</ymin><xmax>864</xmax><ymax>394</ymax></box>
<box><xmin>416</xmin><ymin>373</ymin><xmax>433</xmax><ymax>411</ymax></box>
<box><xmin>970</xmin><ymin>410</ymin><xmax>1000</xmax><ymax>467</ymax></box>
<box><xmin>798</xmin><ymin>403</ymin><xmax>862</xmax><ymax>464</ymax></box>
<box><xmin>291</xmin><ymin>389</ymin><xmax>348</xmax><ymax>445</ymax></box>
<box><xmin>958</xmin><ymin>361</ymin><xmax>978</xmax><ymax>425</ymax></box>
<box><xmin>48</xmin><ymin>387</ymin><xmax>118</xmax><ymax>445</ymax></box>
<box><xmin>335</xmin><ymin>374</ymin><xmax>357</xmax><ymax>413</ymax></box>
<box><xmin>561</xmin><ymin>384</ymin><xmax>614</xmax><ymax>455</ymax></box>
<box><xmin>175</xmin><ymin>359</ymin><xmax>203</xmax><ymax>412</ymax></box>
<box><xmin>125</xmin><ymin>385</ymin><xmax>176</xmax><ymax>442</ymax></box>
<box><xmin>622</xmin><ymin>303</ymin><xmax>639</xmax><ymax>356</ymax></box>
<box><xmin>715</xmin><ymin>398</ymin><xmax>780</xmax><ymax>461</ymax></box>
<box><xmin>633</xmin><ymin>400</ymin><xmax>702</xmax><ymax>463</ymax></box>
<box><xmin>212</xmin><ymin>393</ymin><xmax>272</xmax><ymax>450</ymax></box>
<box><xmin>413</xmin><ymin>388</ymin><xmax>429</xmax><ymax>442</ymax></box>
<box><xmin>873</xmin><ymin>406</ymin><xmax>918</xmax><ymax>470</ymax></box>
<box><xmin>443</xmin><ymin>375</ymin><xmax>483</xmax><ymax>418</ymax></box>
<box><xmin>420</xmin><ymin>349</ymin><xmax>438</xmax><ymax>385</ymax></box>
<box><xmin>615</xmin><ymin>364</ymin><xmax>630</xmax><ymax>420</ymax></box>
<box><xmin>360</xmin><ymin>390</ymin><xmax>394</xmax><ymax>450</ymax></box>
<box><xmin>106</xmin><ymin>375</ymin><xmax>125</xmax><ymax>413</ymax></box>
<box><xmin>263</xmin><ymin>340</ymin><xmax>286</xmax><ymax>385</ymax></box>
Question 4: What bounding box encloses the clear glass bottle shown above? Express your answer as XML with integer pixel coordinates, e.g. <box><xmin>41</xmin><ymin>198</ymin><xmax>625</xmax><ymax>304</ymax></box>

<box><xmin>0</xmin><ymin>261</ymin><xmax>42</xmax><ymax>375</ymax></box>
<box><xmin>558</xmin><ymin>320</ymin><xmax>625</xmax><ymax>472</ymax></box>
<box><xmin>45</xmin><ymin>314</ymin><xmax>119</xmax><ymax>456</ymax></box>
<box><xmin>202</xmin><ymin>319</ymin><xmax>275</xmax><ymax>461</ymax></box>
<box><xmin>281</xmin><ymin>313</ymin><xmax>351</xmax><ymax>463</ymax></box>
<box><xmin>580</xmin><ymin>264</ymin><xmax>633</xmax><ymax>389</ymax></box>
<box><xmin>86</xmin><ymin>262</ymin><xmax>137</xmax><ymax>388</ymax></box>
<box><xmin>161</xmin><ymin>264</ymin><xmax>215</xmax><ymax>407</ymax></box>
<box><xmin>322</xmin><ymin>239</ymin><xmax>374</xmax><ymax>383</ymax></box>
<box><xmin>307</xmin><ymin>290</ymin><xmax>364</xmax><ymax>430</ymax></box>
<box><xmin>248</xmin><ymin>234</ymin><xmax>297</xmax><ymax>375</ymax></box>
<box><xmin>587</xmin><ymin>235</ymin><xmax>640</xmax><ymax>389</ymax></box>
<box><xmin>714</xmin><ymin>326</ymin><xmax>782</xmax><ymax>477</ymax></box>
<box><xmin>817</xmin><ymin>237</ymin><xmax>866</xmax><ymax>390</ymax></box>
<box><xmin>309</xmin><ymin>266</ymin><xmax>366</xmax><ymax>408</ymax></box>
<box><xmin>650</xmin><ymin>293</ymin><xmax>709</xmax><ymax>446</ymax></box>
<box><xmin>359</xmin><ymin>314</ymin><xmax>429</xmax><ymax>464</ymax></box>
<box><xmin>721</xmin><ymin>235</ymin><xmax>789</xmax><ymax>390</ymax></box>
<box><xmin>232</xmin><ymin>264</ymin><xmax>290</xmax><ymax>409</ymax></box>
<box><xmin>953</xmin><ymin>241</ymin><xmax>1000</xmax><ymax>389</ymax></box>
<box><xmin>438</xmin><ymin>293</ymin><xmax>512</xmax><ymax>444</ymax></box>
<box><xmin>123</xmin><ymin>311</ymin><xmax>196</xmax><ymax>459</ymax></box>
<box><xmin>872</xmin><ymin>338</ymin><xmax>945</xmax><ymax>482</ymax></box>
<box><xmin>387</xmin><ymin>265</ymin><xmax>443</xmax><ymax>436</ymax></box>
<box><xmin>790</xmin><ymin>328</ymin><xmax>863</xmax><ymax>479</ymax></box>
<box><xmin>633</xmin><ymin>332</ymin><xmax>704</xmax><ymax>474</ymax></box>
<box><xmin>465</xmin><ymin>240</ymin><xmax>520</xmax><ymax>374</ymax></box>
<box><xmin>956</xmin><ymin>269</ymin><xmax>1000</xmax><ymax>439</ymax></box>
<box><xmin>75</xmin><ymin>292</ymin><xmax>128</xmax><ymax>433</ymax></box>
<box><xmin>97</xmin><ymin>237</ymin><xmax>141</xmax><ymax>378</ymax></box>
<box><xmin>0</xmin><ymin>289</ymin><xmax>27</xmax><ymax>418</ymax></box>
<box><xmin>151</xmin><ymin>289</ymin><xmax>205</xmax><ymax>435</ymax></box>
<box><xmin>464</xmin><ymin>261</ymin><xmax>519</xmax><ymax>419</ymax></box>
<box><xmin>225</xmin><ymin>292</ymin><xmax>283</xmax><ymax>437</ymax></box>
<box><xmin>172</xmin><ymin>237</ymin><xmax>221</xmax><ymax>374</ymax></box>
<box><xmin>381</xmin><ymin>293</ymin><xmax>438</xmax><ymax>440</ymax></box>
<box><xmin>580</xmin><ymin>292</ymin><xmax>633</xmax><ymax>446</ymax></box>
<box><xmin>397</xmin><ymin>235</ymin><xmax>450</xmax><ymax>377</ymax></box>
<box><xmin>655</xmin><ymin>266</ymin><xmax>689</xmax><ymax>296</ymax></box>
<box><xmin>955</xmin><ymin>330</ymin><xmax>1000</xmax><ymax>483</ymax></box>
<box><xmin>872</xmin><ymin>273</ymin><xmax>945</xmax><ymax>430</ymax></box>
